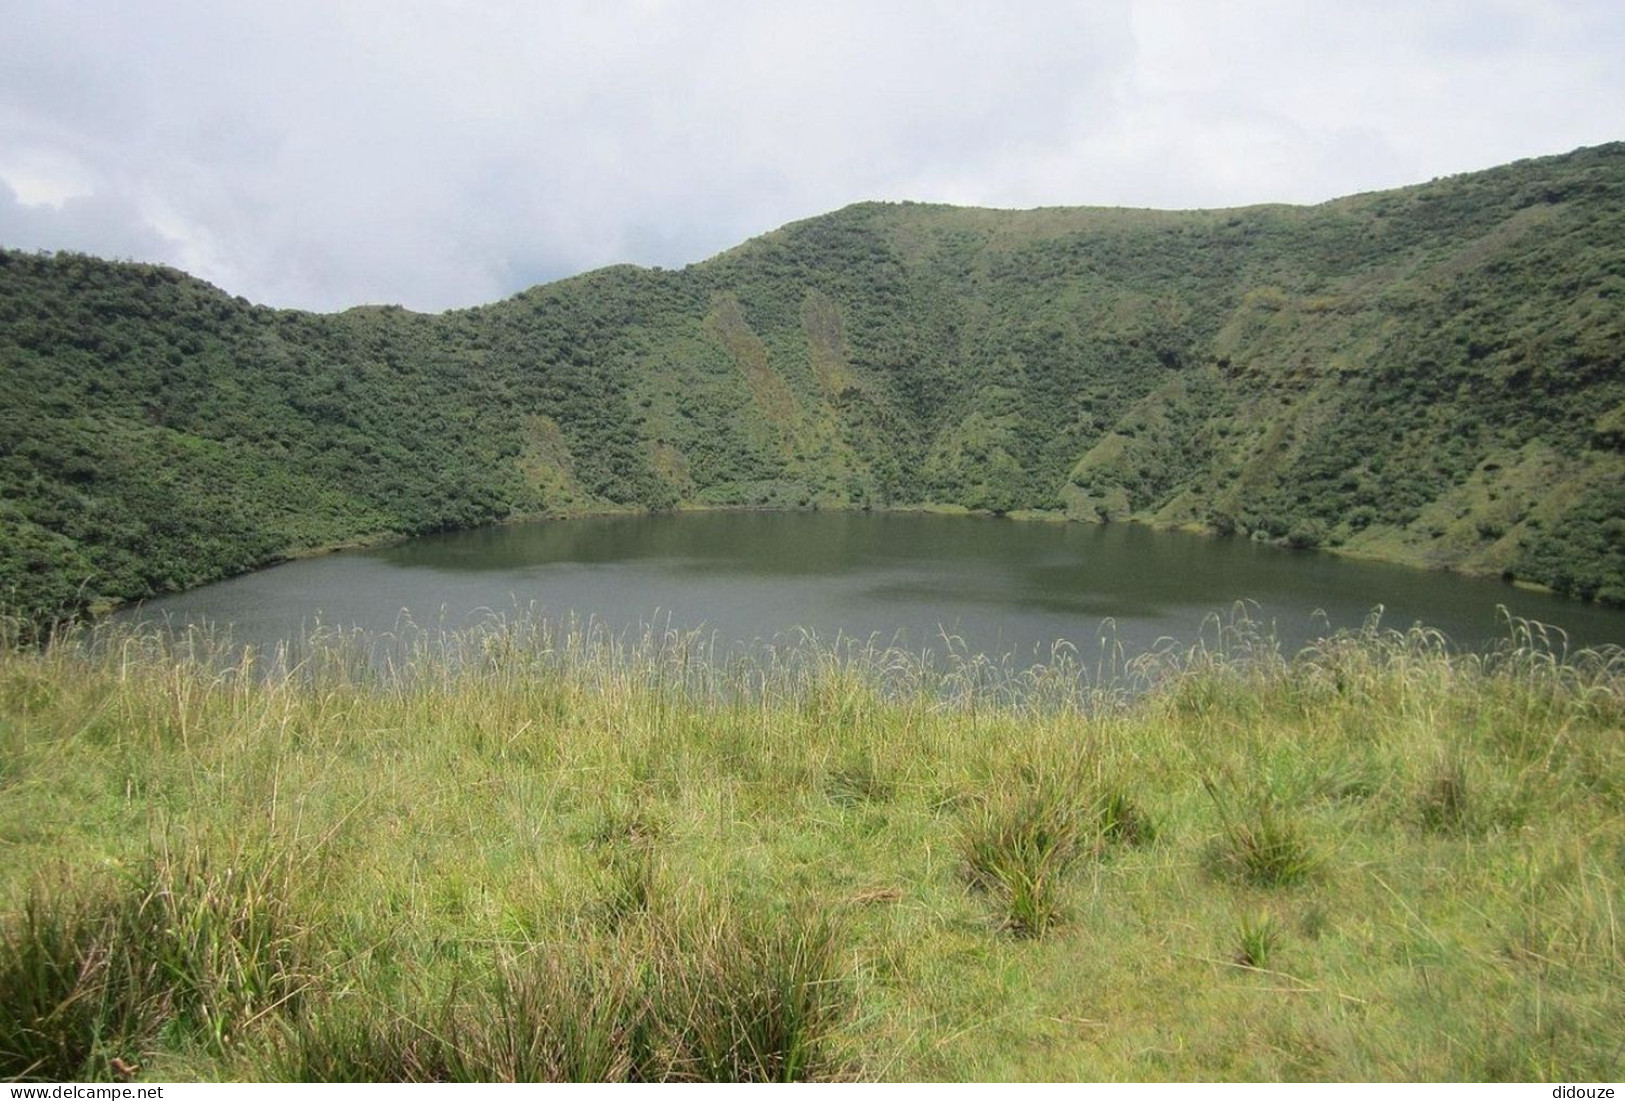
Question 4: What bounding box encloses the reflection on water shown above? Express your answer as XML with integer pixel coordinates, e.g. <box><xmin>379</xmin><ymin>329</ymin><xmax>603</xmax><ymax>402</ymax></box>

<box><xmin>123</xmin><ymin>511</ymin><xmax>1625</xmax><ymax>661</ymax></box>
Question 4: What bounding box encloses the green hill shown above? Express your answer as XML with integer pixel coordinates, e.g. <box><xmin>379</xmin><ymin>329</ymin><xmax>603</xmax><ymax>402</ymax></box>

<box><xmin>3</xmin><ymin>142</ymin><xmax>1624</xmax><ymax>624</ymax></box>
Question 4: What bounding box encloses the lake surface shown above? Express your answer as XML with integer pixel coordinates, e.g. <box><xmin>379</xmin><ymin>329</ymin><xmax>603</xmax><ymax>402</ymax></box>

<box><xmin>120</xmin><ymin>511</ymin><xmax>1625</xmax><ymax>665</ymax></box>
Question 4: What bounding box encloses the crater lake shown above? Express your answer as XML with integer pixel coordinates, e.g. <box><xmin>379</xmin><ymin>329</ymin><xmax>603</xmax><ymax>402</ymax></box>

<box><xmin>118</xmin><ymin>511</ymin><xmax>1625</xmax><ymax>667</ymax></box>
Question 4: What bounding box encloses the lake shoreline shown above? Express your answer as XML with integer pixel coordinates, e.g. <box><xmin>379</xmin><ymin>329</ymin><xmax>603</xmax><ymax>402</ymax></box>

<box><xmin>108</xmin><ymin>505</ymin><xmax>1625</xmax><ymax>664</ymax></box>
<box><xmin>90</xmin><ymin>497</ymin><xmax>1567</xmax><ymax>626</ymax></box>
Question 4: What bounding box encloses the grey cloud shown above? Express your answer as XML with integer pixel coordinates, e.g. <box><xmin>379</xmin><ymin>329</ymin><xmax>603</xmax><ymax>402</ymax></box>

<box><xmin>0</xmin><ymin>178</ymin><xmax>184</xmax><ymax>265</ymax></box>
<box><xmin>1</xmin><ymin>1</ymin><xmax>1621</xmax><ymax>311</ymax></box>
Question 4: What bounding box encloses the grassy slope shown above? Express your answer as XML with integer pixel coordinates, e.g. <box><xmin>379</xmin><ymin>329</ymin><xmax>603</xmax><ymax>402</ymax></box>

<box><xmin>1</xmin><ymin>617</ymin><xmax>1621</xmax><ymax>1080</ymax></box>
<box><xmin>2</xmin><ymin>143</ymin><xmax>1625</xmax><ymax>624</ymax></box>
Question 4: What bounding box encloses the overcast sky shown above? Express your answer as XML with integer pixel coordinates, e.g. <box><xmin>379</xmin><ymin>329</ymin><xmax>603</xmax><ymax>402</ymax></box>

<box><xmin>2</xmin><ymin>1</ymin><xmax>1622</xmax><ymax>312</ymax></box>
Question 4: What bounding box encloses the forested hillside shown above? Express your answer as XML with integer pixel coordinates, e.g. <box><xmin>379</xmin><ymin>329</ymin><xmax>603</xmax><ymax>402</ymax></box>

<box><xmin>3</xmin><ymin>142</ymin><xmax>1624</xmax><ymax>623</ymax></box>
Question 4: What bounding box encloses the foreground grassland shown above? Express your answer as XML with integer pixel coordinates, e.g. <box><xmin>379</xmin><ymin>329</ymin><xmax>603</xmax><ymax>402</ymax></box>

<box><xmin>1</xmin><ymin>616</ymin><xmax>1622</xmax><ymax>1081</ymax></box>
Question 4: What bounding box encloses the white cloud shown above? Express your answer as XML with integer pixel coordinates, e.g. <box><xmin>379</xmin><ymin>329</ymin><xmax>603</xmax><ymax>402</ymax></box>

<box><xmin>0</xmin><ymin>0</ymin><xmax>1620</xmax><ymax>311</ymax></box>
<box><xmin>0</xmin><ymin>146</ymin><xmax>96</xmax><ymax>208</ymax></box>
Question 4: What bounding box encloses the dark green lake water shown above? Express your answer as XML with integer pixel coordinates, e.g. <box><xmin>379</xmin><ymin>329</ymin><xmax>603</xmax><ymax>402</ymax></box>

<box><xmin>122</xmin><ymin>511</ymin><xmax>1625</xmax><ymax>663</ymax></box>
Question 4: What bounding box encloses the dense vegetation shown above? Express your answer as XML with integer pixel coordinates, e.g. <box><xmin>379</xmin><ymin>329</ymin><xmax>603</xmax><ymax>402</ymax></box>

<box><xmin>3</xmin><ymin>142</ymin><xmax>1625</xmax><ymax>623</ymax></box>
<box><xmin>1</xmin><ymin>614</ymin><xmax>1620</xmax><ymax>1080</ymax></box>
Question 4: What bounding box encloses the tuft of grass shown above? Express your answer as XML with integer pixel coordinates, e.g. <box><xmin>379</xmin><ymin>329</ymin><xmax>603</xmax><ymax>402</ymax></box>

<box><xmin>961</xmin><ymin>787</ymin><xmax>1089</xmax><ymax>938</ymax></box>
<box><xmin>0</xmin><ymin>848</ymin><xmax>310</xmax><ymax>1081</ymax></box>
<box><xmin>280</xmin><ymin>897</ymin><xmax>851</xmax><ymax>1082</ymax></box>
<box><xmin>1099</xmin><ymin>786</ymin><xmax>1157</xmax><ymax>848</ymax></box>
<box><xmin>276</xmin><ymin>1002</ymin><xmax>471</xmax><ymax>1083</ymax></box>
<box><xmin>127</xmin><ymin>847</ymin><xmax>310</xmax><ymax>1048</ymax></box>
<box><xmin>1202</xmin><ymin>779</ymin><xmax>1322</xmax><ymax>889</ymax></box>
<box><xmin>1234</xmin><ymin>910</ymin><xmax>1283</xmax><ymax>968</ymax></box>
<box><xmin>960</xmin><ymin>778</ymin><xmax>1151</xmax><ymax>937</ymax></box>
<box><xmin>644</xmin><ymin>899</ymin><xmax>851</xmax><ymax>1082</ymax></box>
<box><xmin>0</xmin><ymin>888</ymin><xmax>140</xmax><ymax>1081</ymax></box>
<box><xmin>283</xmin><ymin>958</ymin><xmax>639</xmax><ymax>1083</ymax></box>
